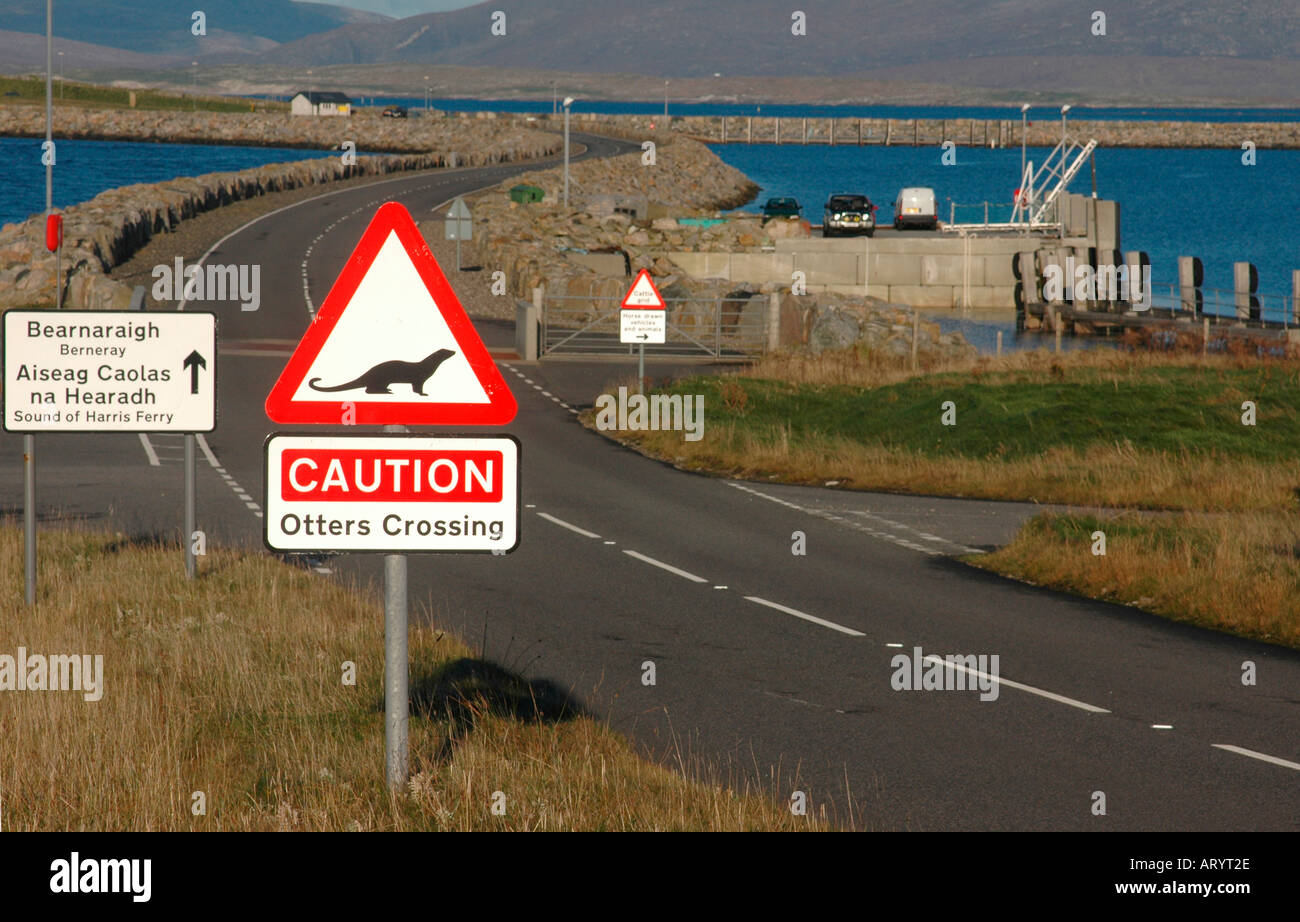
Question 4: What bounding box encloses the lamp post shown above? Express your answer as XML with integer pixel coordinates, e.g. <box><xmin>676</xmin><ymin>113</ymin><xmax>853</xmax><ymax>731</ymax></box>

<box><xmin>191</xmin><ymin>61</ymin><xmax>197</xmax><ymax>110</ymax></box>
<box><xmin>552</xmin><ymin>81</ymin><xmax>557</xmax><ymax>116</ymax></box>
<box><xmin>58</xmin><ymin>50</ymin><xmax>63</xmax><ymax>99</ymax></box>
<box><xmin>563</xmin><ymin>96</ymin><xmax>573</xmax><ymax>206</ymax></box>
<box><xmin>1060</xmin><ymin>103</ymin><xmax>1071</xmax><ymax>151</ymax></box>
<box><xmin>663</xmin><ymin>79</ymin><xmax>668</xmax><ymax>118</ymax></box>
<box><xmin>424</xmin><ymin>75</ymin><xmax>429</xmax><ymax>112</ymax></box>
<box><xmin>1019</xmin><ymin>103</ymin><xmax>1030</xmax><ymax>185</ymax></box>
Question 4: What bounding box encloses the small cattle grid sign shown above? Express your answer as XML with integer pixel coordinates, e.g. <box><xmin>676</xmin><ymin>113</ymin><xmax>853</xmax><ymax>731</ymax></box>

<box><xmin>619</xmin><ymin>269</ymin><xmax>667</xmax><ymax>345</ymax></box>
<box><xmin>264</xmin><ymin>433</ymin><xmax>520</xmax><ymax>554</ymax></box>
<box><xmin>2</xmin><ymin>310</ymin><xmax>216</xmax><ymax>432</ymax></box>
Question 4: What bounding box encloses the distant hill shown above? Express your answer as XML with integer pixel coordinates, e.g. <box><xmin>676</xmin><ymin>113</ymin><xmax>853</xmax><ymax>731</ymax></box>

<box><xmin>240</xmin><ymin>0</ymin><xmax>1300</xmax><ymax>75</ymax></box>
<box><xmin>0</xmin><ymin>0</ymin><xmax>389</xmax><ymax>55</ymax></box>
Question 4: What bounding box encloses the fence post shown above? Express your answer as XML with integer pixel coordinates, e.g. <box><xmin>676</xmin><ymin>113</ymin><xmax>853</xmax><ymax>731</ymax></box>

<box><xmin>767</xmin><ymin>292</ymin><xmax>780</xmax><ymax>352</ymax></box>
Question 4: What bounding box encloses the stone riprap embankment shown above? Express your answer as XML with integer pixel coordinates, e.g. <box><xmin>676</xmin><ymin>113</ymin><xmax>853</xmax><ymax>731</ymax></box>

<box><xmin>444</xmin><ymin>133</ymin><xmax>973</xmax><ymax>360</ymax></box>
<box><xmin>0</xmin><ymin>105</ymin><xmax>551</xmax><ymax>154</ymax></box>
<box><xmin>0</xmin><ymin>111</ymin><xmax>561</xmax><ymax>311</ymax></box>
<box><xmin>541</xmin><ymin>112</ymin><xmax>1300</xmax><ymax>149</ymax></box>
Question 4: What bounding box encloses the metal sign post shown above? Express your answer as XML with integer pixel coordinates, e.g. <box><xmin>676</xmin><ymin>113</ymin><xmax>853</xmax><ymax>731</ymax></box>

<box><xmin>382</xmin><ymin>423</ymin><xmax>409</xmax><ymax>791</ymax></box>
<box><xmin>184</xmin><ymin>434</ymin><xmax>196</xmax><ymax>579</ymax></box>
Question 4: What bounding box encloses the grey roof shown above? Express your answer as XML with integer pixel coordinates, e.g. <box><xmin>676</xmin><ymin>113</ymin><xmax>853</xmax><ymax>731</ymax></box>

<box><xmin>293</xmin><ymin>91</ymin><xmax>351</xmax><ymax>104</ymax></box>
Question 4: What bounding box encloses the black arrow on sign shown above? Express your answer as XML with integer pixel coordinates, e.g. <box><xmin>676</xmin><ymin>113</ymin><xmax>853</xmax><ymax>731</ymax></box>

<box><xmin>182</xmin><ymin>350</ymin><xmax>207</xmax><ymax>394</ymax></box>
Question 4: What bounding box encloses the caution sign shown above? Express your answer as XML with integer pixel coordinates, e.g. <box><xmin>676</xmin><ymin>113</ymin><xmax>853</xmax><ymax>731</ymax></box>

<box><xmin>619</xmin><ymin>269</ymin><xmax>667</xmax><ymax>345</ymax></box>
<box><xmin>264</xmin><ymin>433</ymin><xmax>520</xmax><ymax>554</ymax></box>
<box><xmin>2</xmin><ymin>310</ymin><xmax>216</xmax><ymax>432</ymax></box>
<box><xmin>265</xmin><ymin>201</ymin><xmax>515</xmax><ymax>426</ymax></box>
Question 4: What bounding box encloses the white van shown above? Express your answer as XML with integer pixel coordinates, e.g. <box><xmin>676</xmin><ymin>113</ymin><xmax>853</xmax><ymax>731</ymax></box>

<box><xmin>893</xmin><ymin>187</ymin><xmax>938</xmax><ymax>230</ymax></box>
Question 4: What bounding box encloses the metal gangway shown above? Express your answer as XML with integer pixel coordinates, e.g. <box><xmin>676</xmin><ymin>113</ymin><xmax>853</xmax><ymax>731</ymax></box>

<box><xmin>943</xmin><ymin>135</ymin><xmax>1098</xmax><ymax>233</ymax></box>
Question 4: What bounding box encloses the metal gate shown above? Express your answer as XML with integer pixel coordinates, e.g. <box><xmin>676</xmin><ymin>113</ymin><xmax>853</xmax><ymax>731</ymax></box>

<box><xmin>540</xmin><ymin>294</ymin><xmax>769</xmax><ymax>358</ymax></box>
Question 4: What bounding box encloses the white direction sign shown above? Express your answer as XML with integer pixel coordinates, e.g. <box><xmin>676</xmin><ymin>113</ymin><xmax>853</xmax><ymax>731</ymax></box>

<box><xmin>264</xmin><ymin>433</ymin><xmax>520</xmax><ymax>554</ymax></box>
<box><xmin>620</xmin><ymin>269</ymin><xmax>667</xmax><ymax>345</ymax></box>
<box><xmin>3</xmin><ymin>310</ymin><xmax>216</xmax><ymax>432</ymax></box>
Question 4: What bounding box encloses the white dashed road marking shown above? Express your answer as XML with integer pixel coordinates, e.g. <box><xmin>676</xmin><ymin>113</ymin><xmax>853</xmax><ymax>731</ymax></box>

<box><xmin>622</xmin><ymin>550</ymin><xmax>708</xmax><ymax>584</ymax></box>
<box><xmin>922</xmin><ymin>655</ymin><xmax>1111</xmax><ymax>714</ymax></box>
<box><xmin>1211</xmin><ymin>744</ymin><xmax>1300</xmax><ymax>773</ymax></box>
<box><xmin>744</xmin><ymin>596</ymin><xmax>865</xmax><ymax>637</ymax></box>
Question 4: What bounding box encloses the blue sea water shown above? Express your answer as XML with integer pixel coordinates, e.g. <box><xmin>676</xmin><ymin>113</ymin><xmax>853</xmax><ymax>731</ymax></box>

<box><xmin>0</xmin><ymin>137</ymin><xmax>333</xmax><ymax>229</ymax></box>
<box><xmin>708</xmin><ymin>143</ymin><xmax>1300</xmax><ymax>307</ymax></box>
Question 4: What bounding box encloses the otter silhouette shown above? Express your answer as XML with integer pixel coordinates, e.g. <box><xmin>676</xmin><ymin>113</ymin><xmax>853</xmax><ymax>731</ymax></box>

<box><xmin>308</xmin><ymin>348</ymin><xmax>456</xmax><ymax>396</ymax></box>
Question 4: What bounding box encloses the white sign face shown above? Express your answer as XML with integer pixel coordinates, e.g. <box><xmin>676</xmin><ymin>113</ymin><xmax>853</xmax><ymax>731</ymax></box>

<box><xmin>620</xmin><ymin>308</ymin><xmax>666</xmax><ymax>344</ymax></box>
<box><xmin>264</xmin><ymin>433</ymin><xmax>520</xmax><ymax>554</ymax></box>
<box><xmin>2</xmin><ymin>310</ymin><xmax>216</xmax><ymax>432</ymax></box>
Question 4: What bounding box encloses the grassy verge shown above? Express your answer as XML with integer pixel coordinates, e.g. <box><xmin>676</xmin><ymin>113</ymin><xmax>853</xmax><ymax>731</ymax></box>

<box><xmin>597</xmin><ymin>348</ymin><xmax>1300</xmax><ymax>513</ymax></box>
<box><xmin>968</xmin><ymin>511</ymin><xmax>1300</xmax><ymax>649</ymax></box>
<box><xmin>0</xmin><ymin>75</ymin><xmax>283</xmax><ymax>113</ymax></box>
<box><xmin>0</xmin><ymin>526</ymin><xmax>818</xmax><ymax>830</ymax></box>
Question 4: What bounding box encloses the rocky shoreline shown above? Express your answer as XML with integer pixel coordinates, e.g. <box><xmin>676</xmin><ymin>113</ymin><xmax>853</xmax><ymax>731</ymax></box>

<box><xmin>0</xmin><ymin>110</ymin><xmax>560</xmax><ymax>312</ymax></box>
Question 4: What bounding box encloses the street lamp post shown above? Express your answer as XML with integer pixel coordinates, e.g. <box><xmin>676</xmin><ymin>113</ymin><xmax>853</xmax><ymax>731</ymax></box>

<box><xmin>663</xmin><ymin>79</ymin><xmax>668</xmax><ymax>118</ymax></box>
<box><xmin>1020</xmin><ymin>103</ymin><xmax>1030</xmax><ymax>185</ymax></box>
<box><xmin>58</xmin><ymin>50</ymin><xmax>63</xmax><ymax>99</ymax></box>
<box><xmin>552</xmin><ymin>81</ymin><xmax>557</xmax><ymax>116</ymax></box>
<box><xmin>424</xmin><ymin>75</ymin><xmax>429</xmax><ymax>112</ymax></box>
<box><xmin>191</xmin><ymin>61</ymin><xmax>197</xmax><ymax>110</ymax></box>
<box><xmin>1060</xmin><ymin>104</ymin><xmax>1071</xmax><ymax>151</ymax></box>
<box><xmin>563</xmin><ymin>96</ymin><xmax>573</xmax><ymax>206</ymax></box>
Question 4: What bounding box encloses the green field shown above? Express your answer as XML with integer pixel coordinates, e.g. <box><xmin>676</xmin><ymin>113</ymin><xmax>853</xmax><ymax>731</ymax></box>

<box><xmin>0</xmin><ymin>75</ymin><xmax>283</xmax><ymax>113</ymax></box>
<box><xmin>600</xmin><ymin>351</ymin><xmax>1300</xmax><ymax>512</ymax></box>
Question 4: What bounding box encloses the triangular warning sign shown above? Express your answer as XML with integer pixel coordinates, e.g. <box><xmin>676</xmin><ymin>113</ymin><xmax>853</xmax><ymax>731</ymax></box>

<box><xmin>620</xmin><ymin>269</ymin><xmax>666</xmax><ymax>309</ymax></box>
<box><xmin>265</xmin><ymin>201</ymin><xmax>516</xmax><ymax>426</ymax></box>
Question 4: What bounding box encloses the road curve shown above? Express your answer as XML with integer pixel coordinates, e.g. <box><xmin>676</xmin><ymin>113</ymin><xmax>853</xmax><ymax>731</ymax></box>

<box><xmin>5</xmin><ymin>131</ymin><xmax>1299</xmax><ymax>831</ymax></box>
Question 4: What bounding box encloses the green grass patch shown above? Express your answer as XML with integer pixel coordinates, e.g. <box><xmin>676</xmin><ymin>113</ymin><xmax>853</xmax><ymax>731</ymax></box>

<box><xmin>664</xmin><ymin>363</ymin><xmax>1300</xmax><ymax>463</ymax></box>
<box><xmin>0</xmin><ymin>75</ymin><xmax>282</xmax><ymax>113</ymax></box>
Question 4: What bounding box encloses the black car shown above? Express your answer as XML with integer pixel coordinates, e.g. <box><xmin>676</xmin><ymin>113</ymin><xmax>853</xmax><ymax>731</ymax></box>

<box><xmin>761</xmin><ymin>197</ymin><xmax>802</xmax><ymax>221</ymax></box>
<box><xmin>822</xmin><ymin>194</ymin><xmax>876</xmax><ymax>237</ymax></box>
<box><xmin>382</xmin><ymin>105</ymin><xmax>408</xmax><ymax>118</ymax></box>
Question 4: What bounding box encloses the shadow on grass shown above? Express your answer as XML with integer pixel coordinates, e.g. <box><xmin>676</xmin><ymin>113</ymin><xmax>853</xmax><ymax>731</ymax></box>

<box><xmin>404</xmin><ymin>656</ymin><xmax>586</xmax><ymax>732</ymax></box>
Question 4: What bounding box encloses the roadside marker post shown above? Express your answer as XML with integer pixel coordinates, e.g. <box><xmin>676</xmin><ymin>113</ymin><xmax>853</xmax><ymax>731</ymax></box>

<box><xmin>619</xmin><ymin>269</ymin><xmax>667</xmax><ymax>393</ymax></box>
<box><xmin>3</xmin><ymin>311</ymin><xmax>218</xmax><ymax>588</ymax></box>
<box><xmin>265</xmin><ymin>201</ymin><xmax>518</xmax><ymax>790</ymax></box>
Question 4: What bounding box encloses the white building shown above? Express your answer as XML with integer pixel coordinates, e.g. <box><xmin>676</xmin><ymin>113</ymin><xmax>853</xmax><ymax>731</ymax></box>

<box><xmin>290</xmin><ymin>91</ymin><xmax>352</xmax><ymax>117</ymax></box>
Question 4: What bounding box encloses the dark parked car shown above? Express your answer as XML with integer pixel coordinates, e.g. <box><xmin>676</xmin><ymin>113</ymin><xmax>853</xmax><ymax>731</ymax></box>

<box><xmin>822</xmin><ymin>193</ymin><xmax>876</xmax><ymax>237</ymax></box>
<box><xmin>382</xmin><ymin>105</ymin><xmax>408</xmax><ymax>118</ymax></box>
<box><xmin>761</xmin><ymin>197</ymin><xmax>802</xmax><ymax>221</ymax></box>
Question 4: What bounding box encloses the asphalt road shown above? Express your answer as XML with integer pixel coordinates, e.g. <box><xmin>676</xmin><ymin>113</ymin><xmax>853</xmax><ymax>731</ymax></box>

<box><xmin>5</xmin><ymin>132</ymin><xmax>1299</xmax><ymax>830</ymax></box>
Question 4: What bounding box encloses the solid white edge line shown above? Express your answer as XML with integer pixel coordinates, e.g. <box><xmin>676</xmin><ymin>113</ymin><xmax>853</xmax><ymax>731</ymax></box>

<box><xmin>536</xmin><ymin>512</ymin><xmax>601</xmax><ymax>539</ymax></box>
<box><xmin>623</xmin><ymin>550</ymin><xmax>708</xmax><ymax>583</ymax></box>
<box><xmin>744</xmin><ymin>595</ymin><xmax>865</xmax><ymax>637</ymax></box>
<box><xmin>137</xmin><ymin>434</ymin><xmax>161</xmax><ymax>466</ymax></box>
<box><xmin>922</xmin><ymin>655</ymin><xmax>1110</xmax><ymax>713</ymax></box>
<box><xmin>1211</xmin><ymin>744</ymin><xmax>1300</xmax><ymax>773</ymax></box>
<box><xmin>195</xmin><ymin>433</ymin><xmax>220</xmax><ymax>468</ymax></box>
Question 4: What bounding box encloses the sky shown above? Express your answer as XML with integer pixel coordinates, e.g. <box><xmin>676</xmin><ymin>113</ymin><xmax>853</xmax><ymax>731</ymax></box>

<box><xmin>307</xmin><ymin>0</ymin><xmax>479</xmax><ymax>18</ymax></box>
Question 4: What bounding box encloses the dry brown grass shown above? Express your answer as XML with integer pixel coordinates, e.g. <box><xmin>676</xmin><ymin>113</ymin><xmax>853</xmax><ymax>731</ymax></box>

<box><xmin>969</xmin><ymin>511</ymin><xmax>1300</xmax><ymax>649</ymax></box>
<box><xmin>0</xmin><ymin>527</ymin><xmax>824</xmax><ymax>831</ymax></box>
<box><xmin>597</xmin><ymin>417</ymin><xmax>1300</xmax><ymax>513</ymax></box>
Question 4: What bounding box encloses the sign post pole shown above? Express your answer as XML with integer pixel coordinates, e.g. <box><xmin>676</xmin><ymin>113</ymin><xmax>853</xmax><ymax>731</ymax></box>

<box><xmin>383</xmin><ymin>423</ymin><xmax>409</xmax><ymax>791</ymax></box>
<box><xmin>384</xmin><ymin>551</ymin><xmax>409</xmax><ymax>791</ymax></box>
<box><xmin>638</xmin><ymin>342</ymin><xmax>645</xmax><ymax>394</ymax></box>
<box><xmin>184</xmin><ymin>433</ymin><xmax>196</xmax><ymax>579</ymax></box>
<box><xmin>23</xmin><ymin>436</ymin><xmax>35</xmax><ymax>605</ymax></box>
